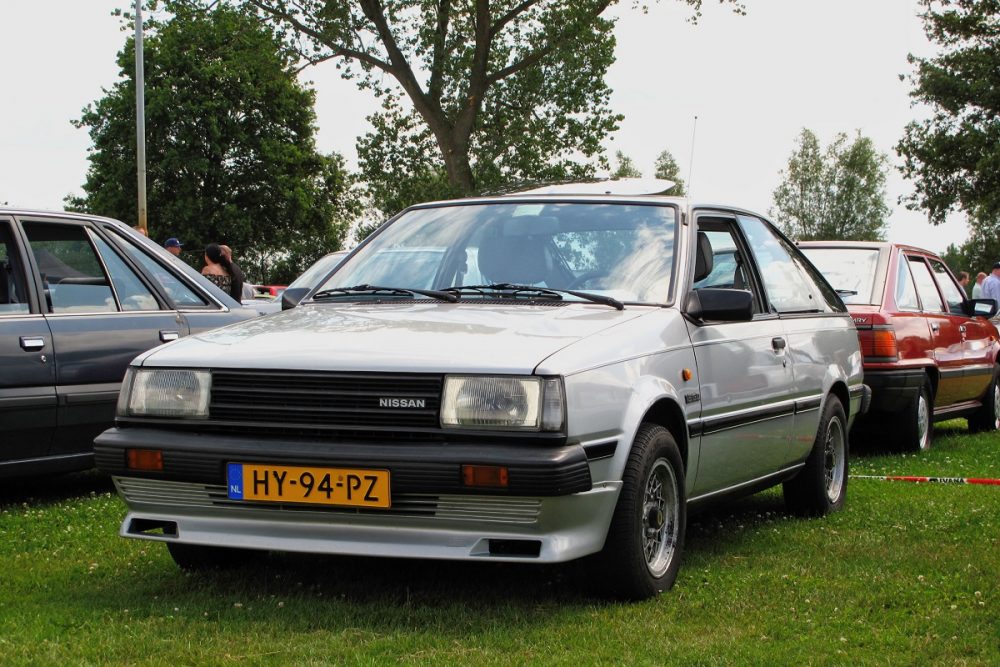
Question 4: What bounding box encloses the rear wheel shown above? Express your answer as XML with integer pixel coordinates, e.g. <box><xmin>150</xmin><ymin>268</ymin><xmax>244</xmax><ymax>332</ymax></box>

<box><xmin>784</xmin><ymin>397</ymin><xmax>848</xmax><ymax>517</ymax></box>
<box><xmin>897</xmin><ymin>380</ymin><xmax>933</xmax><ymax>452</ymax></box>
<box><xmin>968</xmin><ymin>364</ymin><xmax>1000</xmax><ymax>433</ymax></box>
<box><xmin>166</xmin><ymin>542</ymin><xmax>262</xmax><ymax>571</ymax></box>
<box><xmin>595</xmin><ymin>423</ymin><xmax>686</xmax><ymax>600</ymax></box>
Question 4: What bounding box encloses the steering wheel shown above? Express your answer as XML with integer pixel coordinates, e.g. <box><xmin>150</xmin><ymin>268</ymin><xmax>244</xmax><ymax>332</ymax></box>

<box><xmin>568</xmin><ymin>270</ymin><xmax>611</xmax><ymax>290</ymax></box>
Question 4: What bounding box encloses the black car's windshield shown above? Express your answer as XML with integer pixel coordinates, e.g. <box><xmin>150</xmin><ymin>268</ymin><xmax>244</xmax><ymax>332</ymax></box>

<box><xmin>315</xmin><ymin>202</ymin><xmax>678</xmax><ymax>304</ymax></box>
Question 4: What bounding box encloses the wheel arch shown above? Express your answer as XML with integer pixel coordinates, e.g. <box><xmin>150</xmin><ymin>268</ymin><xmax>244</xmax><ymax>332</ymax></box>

<box><xmin>640</xmin><ymin>397</ymin><xmax>690</xmax><ymax>473</ymax></box>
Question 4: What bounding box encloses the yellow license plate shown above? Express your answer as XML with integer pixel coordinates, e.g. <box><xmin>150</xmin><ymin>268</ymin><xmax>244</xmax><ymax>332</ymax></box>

<box><xmin>227</xmin><ymin>463</ymin><xmax>390</xmax><ymax>508</ymax></box>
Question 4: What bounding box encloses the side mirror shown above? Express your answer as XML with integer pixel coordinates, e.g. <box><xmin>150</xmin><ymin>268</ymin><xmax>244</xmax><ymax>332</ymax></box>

<box><xmin>685</xmin><ymin>288</ymin><xmax>754</xmax><ymax>322</ymax></box>
<box><xmin>966</xmin><ymin>298</ymin><xmax>998</xmax><ymax>318</ymax></box>
<box><xmin>281</xmin><ymin>287</ymin><xmax>310</xmax><ymax>310</ymax></box>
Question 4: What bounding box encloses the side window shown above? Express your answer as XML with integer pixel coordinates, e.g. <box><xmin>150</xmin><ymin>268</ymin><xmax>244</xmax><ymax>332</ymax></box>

<box><xmin>929</xmin><ymin>259</ymin><xmax>966</xmax><ymax>315</ymax></box>
<box><xmin>0</xmin><ymin>221</ymin><xmax>30</xmax><ymax>314</ymax></box>
<box><xmin>22</xmin><ymin>222</ymin><xmax>116</xmax><ymax>314</ymax></box>
<box><xmin>736</xmin><ymin>215</ymin><xmax>824</xmax><ymax>313</ymax></box>
<box><xmin>895</xmin><ymin>257</ymin><xmax>920</xmax><ymax>311</ymax></box>
<box><xmin>908</xmin><ymin>257</ymin><xmax>945</xmax><ymax>313</ymax></box>
<box><xmin>110</xmin><ymin>232</ymin><xmax>209</xmax><ymax>308</ymax></box>
<box><xmin>693</xmin><ymin>220</ymin><xmax>761</xmax><ymax>314</ymax></box>
<box><xmin>92</xmin><ymin>236</ymin><xmax>159</xmax><ymax>311</ymax></box>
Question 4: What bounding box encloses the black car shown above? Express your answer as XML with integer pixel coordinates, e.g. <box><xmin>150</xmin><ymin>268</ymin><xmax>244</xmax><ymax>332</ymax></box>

<box><xmin>0</xmin><ymin>208</ymin><xmax>255</xmax><ymax>477</ymax></box>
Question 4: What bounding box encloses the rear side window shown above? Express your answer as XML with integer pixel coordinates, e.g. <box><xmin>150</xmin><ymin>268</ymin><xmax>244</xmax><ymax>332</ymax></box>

<box><xmin>110</xmin><ymin>232</ymin><xmax>209</xmax><ymax>308</ymax></box>
<box><xmin>895</xmin><ymin>257</ymin><xmax>920</xmax><ymax>311</ymax></box>
<box><xmin>737</xmin><ymin>215</ymin><xmax>842</xmax><ymax>313</ymax></box>
<box><xmin>929</xmin><ymin>259</ymin><xmax>966</xmax><ymax>315</ymax></box>
<box><xmin>0</xmin><ymin>221</ymin><xmax>30</xmax><ymax>314</ymax></box>
<box><xmin>908</xmin><ymin>257</ymin><xmax>945</xmax><ymax>313</ymax></box>
<box><xmin>22</xmin><ymin>222</ymin><xmax>116</xmax><ymax>313</ymax></box>
<box><xmin>93</xmin><ymin>236</ymin><xmax>159</xmax><ymax>311</ymax></box>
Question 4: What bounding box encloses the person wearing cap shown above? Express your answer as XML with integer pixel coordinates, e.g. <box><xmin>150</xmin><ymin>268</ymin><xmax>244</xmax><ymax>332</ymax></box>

<box><xmin>980</xmin><ymin>262</ymin><xmax>1000</xmax><ymax>307</ymax></box>
<box><xmin>164</xmin><ymin>238</ymin><xmax>183</xmax><ymax>256</ymax></box>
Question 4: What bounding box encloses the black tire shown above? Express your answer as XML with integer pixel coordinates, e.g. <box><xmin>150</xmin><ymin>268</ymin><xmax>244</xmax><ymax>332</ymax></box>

<box><xmin>968</xmin><ymin>364</ymin><xmax>1000</xmax><ymax>433</ymax></box>
<box><xmin>595</xmin><ymin>423</ymin><xmax>686</xmax><ymax>600</ymax></box>
<box><xmin>784</xmin><ymin>397</ymin><xmax>848</xmax><ymax>517</ymax></box>
<box><xmin>896</xmin><ymin>380</ymin><xmax>933</xmax><ymax>452</ymax></box>
<box><xmin>166</xmin><ymin>542</ymin><xmax>262</xmax><ymax>571</ymax></box>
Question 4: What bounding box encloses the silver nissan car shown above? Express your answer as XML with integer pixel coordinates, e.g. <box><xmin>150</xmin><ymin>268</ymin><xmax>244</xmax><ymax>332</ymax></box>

<box><xmin>97</xmin><ymin>180</ymin><xmax>868</xmax><ymax>600</ymax></box>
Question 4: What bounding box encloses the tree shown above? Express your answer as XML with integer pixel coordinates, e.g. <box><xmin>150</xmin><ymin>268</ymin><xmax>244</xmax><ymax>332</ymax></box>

<box><xmin>897</xmin><ymin>0</ymin><xmax>1000</xmax><ymax>226</ymax></box>
<box><xmin>612</xmin><ymin>151</ymin><xmax>642</xmax><ymax>178</ymax></box>
<box><xmin>234</xmin><ymin>0</ymin><xmax>743</xmax><ymax>212</ymax></box>
<box><xmin>771</xmin><ymin>129</ymin><xmax>890</xmax><ymax>241</ymax></box>
<box><xmin>653</xmin><ymin>149</ymin><xmax>685</xmax><ymax>195</ymax></box>
<box><xmin>71</xmin><ymin>2</ymin><xmax>359</xmax><ymax>284</ymax></box>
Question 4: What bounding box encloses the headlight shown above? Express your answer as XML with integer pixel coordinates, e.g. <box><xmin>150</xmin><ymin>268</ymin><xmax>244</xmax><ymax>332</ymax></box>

<box><xmin>441</xmin><ymin>376</ymin><xmax>564</xmax><ymax>432</ymax></box>
<box><xmin>119</xmin><ymin>368</ymin><xmax>211</xmax><ymax>418</ymax></box>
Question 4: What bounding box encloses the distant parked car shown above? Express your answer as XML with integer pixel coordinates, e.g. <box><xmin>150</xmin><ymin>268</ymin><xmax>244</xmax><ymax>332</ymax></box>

<box><xmin>799</xmin><ymin>241</ymin><xmax>1000</xmax><ymax>451</ymax></box>
<box><xmin>0</xmin><ymin>208</ymin><xmax>256</xmax><ymax>478</ymax></box>
<box><xmin>98</xmin><ymin>183</ymin><xmax>867</xmax><ymax>600</ymax></box>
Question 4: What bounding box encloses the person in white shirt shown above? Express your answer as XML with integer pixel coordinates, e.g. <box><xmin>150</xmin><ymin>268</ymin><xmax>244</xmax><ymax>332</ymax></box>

<box><xmin>979</xmin><ymin>264</ymin><xmax>1000</xmax><ymax>305</ymax></box>
<box><xmin>972</xmin><ymin>271</ymin><xmax>987</xmax><ymax>299</ymax></box>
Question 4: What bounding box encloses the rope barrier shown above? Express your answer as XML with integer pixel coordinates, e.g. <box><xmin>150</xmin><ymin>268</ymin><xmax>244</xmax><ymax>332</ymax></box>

<box><xmin>851</xmin><ymin>474</ymin><xmax>1000</xmax><ymax>486</ymax></box>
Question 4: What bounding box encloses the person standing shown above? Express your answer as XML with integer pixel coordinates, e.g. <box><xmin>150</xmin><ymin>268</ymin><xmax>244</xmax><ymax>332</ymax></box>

<box><xmin>164</xmin><ymin>238</ymin><xmax>183</xmax><ymax>256</ymax></box>
<box><xmin>201</xmin><ymin>242</ymin><xmax>243</xmax><ymax>302</ymax></box>
<box><xmin>972</xmin><ymin>271</ymin><xmax>987</xmax><ymax>299</ymax></box>
<box><xmin>219</xmin><ymin>244</ymin><xmax>253</xmax><ymax>300</ymax></box>
<box><xmin>980</xmin><ymin>263</ymin><xmax>1000</xmax><ymax>306</ymax></box>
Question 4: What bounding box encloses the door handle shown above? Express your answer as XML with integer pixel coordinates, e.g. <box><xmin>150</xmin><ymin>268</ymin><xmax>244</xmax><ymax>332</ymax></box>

<box><xmin>159</xmin><ymin>330</ymin><xmax>180</xmax><ymax>343</ymax></box>
<box><xmin>930</xmin><ymin>322</ymin><xmax>940</xmax><ymax>332</ymax></box>
<box><xmin>19</xmin><ymin>336</ymin><xmax>45</xmax><ymax>351</ymax></box>
<box><xmin>959</xmin><ymin>325</ymin><xmax>967</xmax><ymax>334</ymax></box>
<box><xmin>771</xmin><ymin>337</ymin><xmax>786</xmax><ymax>351</ymax></box>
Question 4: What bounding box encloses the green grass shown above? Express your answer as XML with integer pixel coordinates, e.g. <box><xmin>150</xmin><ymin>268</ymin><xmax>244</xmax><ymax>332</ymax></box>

<box><xmin>2</xmin><ymin>421</ymin><xmax>998</xmax><ymax>665</ymax></box>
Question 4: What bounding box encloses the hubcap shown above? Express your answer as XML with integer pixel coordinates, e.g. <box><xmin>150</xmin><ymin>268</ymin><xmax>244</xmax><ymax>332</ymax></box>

<box><xmin>917</xmin><ymin>394</ymin><xmax>930</xmax><ymax>451</ymax></box>
<box><xmin>823</xmin><ymin>417</ymin><xmax>846</xmax><ymax>504</ymax></box>
<box><xmin>642</xmin><ymin>459</ymin><xmax>680</xmax><ymax>578</ymax></box>
<box><xmin>992</xmin><ymin>385</ymin><xmax>1000</xmax><ymax>430</ymax></box>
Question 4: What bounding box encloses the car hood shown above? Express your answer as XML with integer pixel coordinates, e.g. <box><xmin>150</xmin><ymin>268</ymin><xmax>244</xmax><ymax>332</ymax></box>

<box><xmin>139</xmin><ymin>302</ymin><xmax>653</xmax><ymax>374</ymax></box>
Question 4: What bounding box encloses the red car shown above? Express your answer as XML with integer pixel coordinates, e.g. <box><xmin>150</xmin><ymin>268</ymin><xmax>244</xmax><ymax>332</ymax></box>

<box><xmin>799</xmin><ymin>241</ymin><xmax>1000</xmax><ymax>451</ymax></box>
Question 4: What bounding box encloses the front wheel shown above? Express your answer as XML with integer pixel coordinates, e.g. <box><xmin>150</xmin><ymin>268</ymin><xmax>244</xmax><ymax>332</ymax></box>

<box><xmin>968</xmin><ymin>364</ymin><xmax>1000</xmax><ymax>433</ymax></box>
<box><xmin>595</xmin><ymin>423</ymin><xmax>686</xmax><ymax>600</ymax></box>
<box><xmin>784</xmin><ymin>397</ymin><xmax>848</xmax><ymax>517</ymax></box>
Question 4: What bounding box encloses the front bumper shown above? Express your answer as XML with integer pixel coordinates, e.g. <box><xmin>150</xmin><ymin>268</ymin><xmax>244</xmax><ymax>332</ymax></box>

<box><xmin>98</xmin><ymin>426</ymin><xmax>619</xmax><ymax>563</ymax></box>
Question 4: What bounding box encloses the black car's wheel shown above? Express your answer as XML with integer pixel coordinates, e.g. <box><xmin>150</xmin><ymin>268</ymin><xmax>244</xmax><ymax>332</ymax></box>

<box><xmin>968</xmin><ymin>364</ymin><xmax>1000</xmax><ymax>433</ymax></box>
<box><xmin>784</xmin><ymin>397</ymin><xmax>848</xmax><ymax>517</ymax></box>
<box><xmin>596</xmin><ymin>423</ymin><xmax>686</xmax><ymax>600</ymax></box>
<box><xmin>166</xmin><ymin>542</ymin><xmax>262</xmax><ymax>571</ymax></box>
<box><xmin>897</xmin><ymin>380</ymin><xmax>933</xmax><ymax>452</ymax></box>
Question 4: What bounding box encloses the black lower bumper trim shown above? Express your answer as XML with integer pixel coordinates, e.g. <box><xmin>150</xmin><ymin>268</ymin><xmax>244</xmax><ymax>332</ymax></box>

<box><xmin>863</xmin><ymin>369</ymin><xmax>927</xmax><ymax>413</ymax></box>
<box><xmin>95</xmin><ymin>427</ymin><xmax>592</xmax><ymax>497</ymax></box>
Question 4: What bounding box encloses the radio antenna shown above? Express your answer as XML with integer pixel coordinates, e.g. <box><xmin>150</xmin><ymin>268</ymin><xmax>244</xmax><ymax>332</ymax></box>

<box><xmin>686</xmin><ymin>115</ymin><xmax>698</xmax><ymax>197</ymax></box>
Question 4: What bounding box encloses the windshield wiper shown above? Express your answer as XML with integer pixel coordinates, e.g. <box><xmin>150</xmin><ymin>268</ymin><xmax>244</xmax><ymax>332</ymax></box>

<box><xmin>312</xmin><ymin>284</ymin><xmax>458</xmax><ymax>303</ymax></box>
<box><xmin>445</xmin><ymin>283</ymin><xmax>624</xmax><ymax>311</ymax></box>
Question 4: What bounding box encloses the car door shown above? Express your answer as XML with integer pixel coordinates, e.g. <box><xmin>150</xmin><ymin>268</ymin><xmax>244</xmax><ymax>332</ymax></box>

<box><xmin>737</xmin><ymin>214</ymin><xmax>853</xmax><ymax>464</ymax></box>
<box><xmin>928</xmin><ymin>257</ymin><xmax>996</xmax><ymax>402</ymax></box>
<box><xmin>686</xmin><ymin>213</ymin><xmax>796</xmax><ymax>496</ymax></box>
<box><xmin>906</xmin><ymin>255</ymin><xmax>965</xmax><ymax>407</ymax></box>
<box><xmin>0</xmin><ymin>216</ymin><xmax>57</xmax><ymax>467</ymax></box>
<box><xmin>19</xmin><ymin>216</ymin><xmax>191</xmax><ymax>458</ymax></box>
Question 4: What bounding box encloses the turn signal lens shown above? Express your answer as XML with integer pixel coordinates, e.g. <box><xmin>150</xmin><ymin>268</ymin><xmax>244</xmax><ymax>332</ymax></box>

<box><xmin>127</xmin><ymin>448</ymin><xmax>163</xmax><ymax>471</ymax></box>
<box><xmin>859</xmin><ymin>328</ymin><xmax>898</xmax><ymax>360</ymax></box>
<box><xmin>462</xmin><ymin>465</ymin><xmax>509</xmax><ymax>488</ymax></box>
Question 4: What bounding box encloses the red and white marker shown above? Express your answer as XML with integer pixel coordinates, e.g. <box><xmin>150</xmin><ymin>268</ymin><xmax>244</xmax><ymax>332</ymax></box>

<box><xmin>851</xmin><ymin>474</ymin><xmax>1000</xmax><ymax>486</ymax></box>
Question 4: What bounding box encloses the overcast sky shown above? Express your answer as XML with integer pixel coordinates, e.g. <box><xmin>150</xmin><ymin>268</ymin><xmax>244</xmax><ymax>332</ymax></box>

<box><xmin>0</xmin><ymin>0</ymin><xmax>972</xmax><ymax>256</ymax></box>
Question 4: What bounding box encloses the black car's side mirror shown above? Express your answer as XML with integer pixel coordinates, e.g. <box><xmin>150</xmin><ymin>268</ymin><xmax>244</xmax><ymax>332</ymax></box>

<box><xmin>965</xmin><ymin>298</ymin><xmax>998</xmax><ymax>318</ymax></box>
<box><xmin>685</xmin><ymin>288</ymin><xmax>754</xmax><ymax>322</ymax></box>
<box><xmin>281</xmin><ymin>287</ymin><xmax>311</xmax><ymax>310</ymax></box>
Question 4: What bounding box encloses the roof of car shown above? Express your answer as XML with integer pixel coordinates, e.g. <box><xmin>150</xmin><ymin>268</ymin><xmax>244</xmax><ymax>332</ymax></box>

<box><xmin>0</xmin><ymin>206</ymin><xmax>127</xmax><ymax>227</ymax></box>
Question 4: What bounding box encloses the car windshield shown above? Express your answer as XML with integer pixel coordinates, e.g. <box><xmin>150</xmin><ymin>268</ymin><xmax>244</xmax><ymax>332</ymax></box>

<box><xmin>315</xmin><ymin>202</ymin><xmax>678</xmax><ymax>304</ymax></box>
<box><xmin>799</xmin><ymin>247</ymin><xmax>881</xmax><ymax>305</ymax></box>
<box><xmin>288</xmin><ymin>252</ymin><xmax>348</xmax><ymax>291</ymax></box>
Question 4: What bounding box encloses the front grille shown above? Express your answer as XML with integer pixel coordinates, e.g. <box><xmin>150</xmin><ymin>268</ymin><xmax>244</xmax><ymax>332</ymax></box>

<box><xmin>115</xmin><ymin>478</ymin><xmax>542</xmax><ymax>525</ymax></box>
<box><xmin>210</xmin><ymin>370</ymin><xmax>442</xmax><ymax>430</ymax></box>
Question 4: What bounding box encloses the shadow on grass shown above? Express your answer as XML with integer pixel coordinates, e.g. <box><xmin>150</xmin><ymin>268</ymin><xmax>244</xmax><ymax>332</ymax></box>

<box><xmin>0</xmin><ymin>469</ymin><xmax>114</xmax><ymax>508</ymax></box>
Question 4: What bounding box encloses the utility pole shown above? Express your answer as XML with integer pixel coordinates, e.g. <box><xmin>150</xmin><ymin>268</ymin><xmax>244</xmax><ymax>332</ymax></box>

<box><xmin>135</xmin><ymin>1</ymin><xmax>148</xmax><ymax>236</ymax></box>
